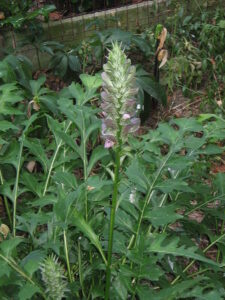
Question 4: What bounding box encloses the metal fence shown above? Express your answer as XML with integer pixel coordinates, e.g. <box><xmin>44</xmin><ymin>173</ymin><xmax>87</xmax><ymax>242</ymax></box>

<box><xmin>45</xmin><ymin>0</ymin><xmax>139</xmax><ymax>15</ymax></box>
<box><xmin>1</xmin><ymin>0</ymin><xmax>223</xmax><ymax>68</ymax></box>
<box><xmin>1</xmin><ymin>0</ymin><xmax>165</xmax><ymax>67</ymax></box>
<box><xmin>43</xmin><ymin>0</ymin><xmax>168</xmax><ymax>45</ymax></box>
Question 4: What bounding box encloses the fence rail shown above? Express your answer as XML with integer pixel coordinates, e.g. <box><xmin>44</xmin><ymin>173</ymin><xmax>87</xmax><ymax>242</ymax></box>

<box><xmin>44</xmin><ymin>0</ymin><xmax>140</xmax><ymax>16</ymax></box>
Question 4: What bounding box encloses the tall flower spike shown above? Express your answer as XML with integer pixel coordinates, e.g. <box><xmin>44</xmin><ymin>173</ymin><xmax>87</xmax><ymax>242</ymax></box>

<box><xmin>40</xmin><ymin>255</ymin><xmax>69</xmax><ymax>300</ymax></box>
<box><xmin>101</xmin><ymin>42</ymin><xmax>140</xmax><ymax>148</ymax></box>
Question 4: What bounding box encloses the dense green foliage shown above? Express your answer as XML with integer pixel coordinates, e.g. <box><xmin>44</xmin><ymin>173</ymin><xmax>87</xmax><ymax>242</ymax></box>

<box><xmin>0</xmin><ymin>2</ymin><xmax>225</xmax><ymax>300</ymax></box>
<box><xmin>163</xmin><ymin>6</ymin><xmax>225</xmax><ymax>96</ymax></box>
<box><xmin>0</xmin><ymin>1</ymin><xmax>55</xmax><ymax>29</ymax></box>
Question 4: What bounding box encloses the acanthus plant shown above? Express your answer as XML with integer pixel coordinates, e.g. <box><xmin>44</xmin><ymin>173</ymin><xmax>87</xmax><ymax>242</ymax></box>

<box><xmin>100</xmin><ymin>42</ymin><xmax>140</xmax><ymax>299</ymax></box>
<box><xmin>0</xmin><ymin>43</ymin><xmax>225</xmax><ymax>300</ymax></box>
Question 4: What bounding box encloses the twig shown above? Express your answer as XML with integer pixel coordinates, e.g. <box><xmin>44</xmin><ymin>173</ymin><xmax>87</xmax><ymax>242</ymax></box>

<box><xmin>171</xmin><ymin>98</ymin><xmax>202</xmax><ymax>113</ymax></box>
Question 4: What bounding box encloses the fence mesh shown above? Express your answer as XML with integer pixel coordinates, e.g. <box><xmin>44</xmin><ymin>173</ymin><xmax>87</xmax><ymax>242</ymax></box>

<box><xmin>1</xmin><ymin>0</ymin><xmax>223</xmax><ymax>67</ymax></box>
<box><xmin>43</xmin><ymin>0</ymin><xmax>166</xmax><ymax>44</ymax></box>
<box><xmin>44</xmin><ymin>0</ymin><xmax>139</xmax><ymax>15</ymax></box>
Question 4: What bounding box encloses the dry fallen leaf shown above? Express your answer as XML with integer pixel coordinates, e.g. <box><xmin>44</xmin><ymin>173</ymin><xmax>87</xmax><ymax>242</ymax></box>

<box><xmin>0</xmin><ymin>12</ymin><xmax>5</xmax><ymax>20</ymax></box>
<box><xmin>158</xmin><ymin>49</ymin><xmax>168</xmax><ymax>68</ymax></box>
<box><xmin>188</xmin><ymin>210</ymin><xmax>204</xmax><ymax>223</ymax></box>
<box><xmin>210</xmin><ymin>58</ymin><xmax>216</xmax><ymax>65</ymax></box>
<box><xmin>87</xmin><ymin>186</ymin><xmax>95</xmax><ymax>191</ymax></box>
<box><xmin>27</xmin><ymin>100</ymin><xmax>40</xmax><ymax>118</ymax></box>
<box><xmin>33</xmin><ymin>101</ymin><xmax>40</xmax><ymax>111</ymax></box>
<box><xmin>217</xmin><ymin>100</ymin><xmax>223</xmax><ymax>107</ymax></box>
<box><xmin>49</xmin><ymin>12</ymin><xmax>63</xmax><ymax>21</ymax></box>
<box><xmin>26</xmin><ymin>161</ymin><xmax>36</xmax><ymax>173</ymax></box>
<box><xmin>157</xmin><ymin>27</ymin><xmax>167</xmax><ymax>52</ymax></box>
<box><xmin>207</xmin><ymin>200</ymin><xmax>220</xmax><ymax>208</ymax></box>
<box><xmin>190</xmin><ymin>200</ymin><xmax>198</xmax><ymax>206</ymax></box>
<box><xmin>176</xmin><ymin>208</ymin><xmax>185</xmax><ymax>215</ymax></box>
<box><xmin>0</xmin><ymin>224</ymin><xmax>10</xmax><ymax>239</ymax></box>
<box><xmin>211</xmin><ymin>163</ymin><xmax>225</xmax><ymax>173</ymax></box>
<box><xmin>169</xmin><ymin>222</ymin><xmax>183</xmax><ymax>231</ymax></box>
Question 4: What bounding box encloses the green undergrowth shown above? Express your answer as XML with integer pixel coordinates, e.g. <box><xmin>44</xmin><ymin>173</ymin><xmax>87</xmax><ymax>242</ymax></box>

<box><xmin>0</xmin><ymin>70</ymin><xmax>225</xmax><ymax>298</ymax></box>
<box><xmin>0</xmin><ymin>2</ymin><xmax>225</xmax><ymax>300</ymax></box>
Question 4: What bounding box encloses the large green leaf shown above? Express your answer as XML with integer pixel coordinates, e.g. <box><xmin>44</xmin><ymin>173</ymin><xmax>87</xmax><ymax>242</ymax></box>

<box><xmin>0</xmin><ymin>237</ymin><xmax>24</xmax><ymax>256</ymax></box>
<box><xmin>136</xmin><ymin>67</ymin><xmax>167</xmax><ymax>106</ymax></box>
<box><xmin>0</xmin><ymin>83</ymin><xmax>24</xmax><ymax>115</ymax></box>
<box><xmin>29</xmin><ymin>76</ymin><xmax>46</xmax><ymax>96</ymax></box>
<box><xmin>137</xmin><ymin>277</ymin><xmax>218</xmax><ymax>300</ymax></box>
<box><xmin>71</xmin><ymin>210</ymin><xmax>107</xmax><ymax>265</ymax></box>
<box><xmin>171</xmin><ymin>117</ymin><xmax>203</xmax><ymax>133</ymax></box>
<box><xmin>21</xmin><ymin>250</ymin><xmax>45</xmax><ymax>276</ymax></box>
<box><xmin>24</xmin><ymin>139</ymin><xmax>49</xmax><ymax>173</ymax></box>
<box><xmin>53</xmin><ymin>171</ymin><xmax>77</xmax><ymax>189</ymax></box>
<box><xmin>0</xmin><ymin>60</ymin><xmax>16</xmax><ymax>83</ymax></box>
<box><xmin>155</xmin><ymin>178</ymin><xmax>194</xmax><ymax>193</ymax></box>
<box><xmin>147</xmin><ymin>234</ymin><xmax>220</xmax><ymax>267</ymax></box>
<box><xmin>21</xmin><ymin>172</ymin><xmax>42</xmax><ymax>197</ymax></box>
<box><xmin>80</xmin><ymin>74</ymin><xmax>102</xmax><ymax>90</ymax></box>
<box><xmin>214</xmin><ymin>173</ymin><xmax>225</xmax><ymax>195</ymax></box>
<box><xmin>126</xmin><ymin>159</ymin><xmax>149</xmax><ymax>192</ymax></box>
<box><xmin>115</xmin><ymin>208</ymin><xmax>135</xmax><ymax>234</ymax></box>
<box><xmin>68</xmin><ymin>82</ymin><xmax>84</xmax><ymax>105</ymax></box>
<box><xmin>87</xmin><ymin>145</ymin><xmax>108</xmax><ymax>176</ymax></box>
<box><xmin>104</xmin><ymin>29</ymin><xmax>132</xmax><ymax>45</ymax></box>
<box><xmin>144</xmin><ymin>205</ymin><xmax>183</xmax><ymax>227</ymax></box>
<box><xmin>68</xmin><ymin>55</ymin><xmax>81</xmax><ymax>72</ymax></box>
<box><xmin>46</xmin><ymin>115</ymin><xmax>63</xmax><ymax>145</ymax></box>
<box><xmin>55</xmin><ymin>130</ymin><xmax>81</xmax><ymax>158</ymax></box>
<box><xmin>18</xmin><ymin>283</ymin><xmax>40</xmax><ymax>300</ymax></box>
<box><xmin>132</xmin><ymin>36</ymin><xmax>151</xmax><ymax>55</ymax></box>
<box><xmin>0</xmin><ymin>120</ymin><xmax>18</xmax><ymax>132</ymax></box>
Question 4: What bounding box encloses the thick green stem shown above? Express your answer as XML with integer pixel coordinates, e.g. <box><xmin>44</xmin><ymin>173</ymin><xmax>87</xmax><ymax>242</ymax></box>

<box><xmin>43</xmin><ymin>146</ymin><xmax>60</xmax><ymax>196</ymax></box>
<box><xmin>43</xmin><ymin>121</ymin><xmax>72</xmax><ymax>196</ymax></box>
<box><xmin>83</xmin><ymin>150</ymin><xmax>88</xmax><ymax>221</ymax></box>
<box><xmin>82</xmin><ymin>112</ymin><xmax>88</xmax><ymax>221</ymax></box>
<box><xmin>0</xmin><ymin>169</ymin><xmax>12</xmax><ymax>227</ymax></box>
<box><xmin>105</xmin><ymin>147</ymin><xmax>121</xmax><ymax>300</ymax></box>
<box><xmin>62</xmin><ymin>140</ymin><xmax>73</xmax><ymax>283</ymax></box>
<box><xmin>13</xmin><ymin>137</ymin><xmax>24</xmax><ymax>237</ymax></box>
<box><xmin>63</xmin><ymin>230</ymin><xmax>73</xmax><ymax>283</ymax></box>
<box><xmin>78</xmin><ymin>240</ymin><xmax>86</xmax><ymax>298</ymax></box>
<box><xmin>35</xmin><ymin>46</ymin><xmax>41</xmax><ymax>70</ymax></box>
<box><xmin>217</xmin><ymin>218</ymin><xmax>225</xmax><ymax>262</ymax></box>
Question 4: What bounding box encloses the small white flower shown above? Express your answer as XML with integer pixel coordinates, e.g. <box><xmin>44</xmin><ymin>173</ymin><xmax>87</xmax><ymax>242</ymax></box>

<box><xmin>129</xmin><ymin>188</ymin><xmax>136</xmax><ymax>204</ymax></box>
<box><xmin>168</xmin><ymin>167</ymin><xmax>176</xmax><ymax>177</ymax></box>
<box><xmin>168</xmin><ymin>256</ymin><xmax>174</xmax><ymax>271</ymax></box>
<box><xmin>137</xmin><ymin>104</ymin><xmax>141</xmax><ymax>110</ymax></box>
